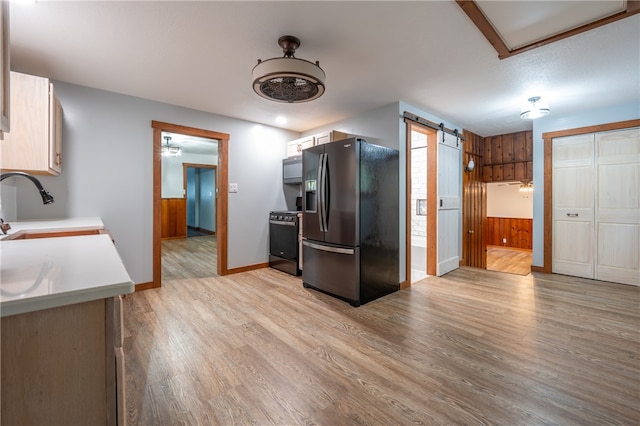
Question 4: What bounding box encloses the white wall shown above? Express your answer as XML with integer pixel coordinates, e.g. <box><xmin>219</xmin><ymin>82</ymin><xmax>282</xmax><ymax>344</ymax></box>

<box><xmin>13</xmin><ymin>81</ymin><xmax>298</xmax><ymax>284</ymax></box>
<box><xmin>531</xmin><ymin>101</ymin><xmax>639</xmax><ymax>267</ymax></box>
<box><xmin>486</xmin><ymin>182</ymin><xmax>533</xmax><ymax>218</ymax></box>
<box><xmin>162</xmin><ymin>152</ymin><xmax>216</xmax><ymax>198</ymax></box>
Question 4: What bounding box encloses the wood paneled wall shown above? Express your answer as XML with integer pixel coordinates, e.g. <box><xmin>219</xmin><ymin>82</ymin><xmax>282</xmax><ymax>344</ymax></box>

<box><xmin>482</xmin><ymin>131</ymin><xmax>533</xmax><ymax>182</ymax></box>
<box><xmin>161</xmin><ymin>198</ymin><xmax>186</xmax><ymax>239</ymax></box>
<box><xmin>486</xmin><ymin>217</ymin><xmax>532</xmax><ymax>250</ymax></box>
<box><xmin>462</xmin><ymin>130</ymin><xmax>486</xmax><ymax>268</ymax></box>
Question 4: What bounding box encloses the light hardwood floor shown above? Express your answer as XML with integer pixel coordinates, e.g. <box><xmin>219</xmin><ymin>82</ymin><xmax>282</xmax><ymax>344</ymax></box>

<box><xmin>162</xmin><ymin>236</ymin><xmax>217</xmax><ymax>280</ymax></box>
<box><xmin>123</xmin><ymin>266</ymin><xmax>639</xmax><ymax>425</ymax></box>
<box><xmin>486</xmin><ymin>246</ymin><xmax>532</xmax><ymax>275</ymax></box>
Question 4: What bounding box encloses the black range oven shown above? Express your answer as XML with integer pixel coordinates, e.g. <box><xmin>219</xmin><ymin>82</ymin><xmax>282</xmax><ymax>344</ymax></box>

<box><xmin>269</xmin><ymin>211</ymin><xmax>301</xmax><ymax>276</ymax></box>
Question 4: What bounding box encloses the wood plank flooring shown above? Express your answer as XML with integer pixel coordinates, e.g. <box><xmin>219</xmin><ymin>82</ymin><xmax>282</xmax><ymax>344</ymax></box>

<box><xmin>123</xmin><ymin>267</ymin><xmax>640</xmax><ymax>425</ymax></box>
<box><xmin>162</xmin><ymin>236</ymin><xmax>217</xmax><ymax>280</ymax></box>
<box><xmin>486</xmin><ymin>246</ymin><xmax>532</xmax><ymax>275</ymax></box>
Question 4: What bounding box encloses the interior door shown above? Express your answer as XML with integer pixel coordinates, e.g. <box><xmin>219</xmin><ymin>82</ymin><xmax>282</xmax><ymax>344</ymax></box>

<box><xmin>595</xmin><ymin>128</ymin><xmax>640</xmax><ymax>285</ymax></box>
<box><xmin>552</xmin><ymin>134</ymin><xmax>595</xmax><ymax>279</ymax></box>
<box><xmin>436</xmin><ymin>132</ymin><xmax>461</xmax><ymax>276</ymax></box>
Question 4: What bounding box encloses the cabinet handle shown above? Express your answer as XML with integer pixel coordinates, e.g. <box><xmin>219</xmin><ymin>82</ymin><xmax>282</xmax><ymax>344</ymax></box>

<box><xmin>566</xmin><ymin>213</ymin><xmax>579</xmax><ymax>217</ymax></box>
<box><xmin>297</xmin><ymin>144</ymin><xmax>302</xmax><ymax>152</ymax></box>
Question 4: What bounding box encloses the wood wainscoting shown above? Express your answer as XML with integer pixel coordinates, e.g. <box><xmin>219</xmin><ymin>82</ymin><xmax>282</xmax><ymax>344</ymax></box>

<box><xmin>462</xmin><ymin>129</ymin><xmax>485</xmax><ymax>268</ymax></box>
<box><xmin>161</xmin><ymin>198</ymin><xmax>186</xmax><ymax>239</ymax></box>
<box><xmin>486</xmin><ymin>217</ymin><xmax>532</xmax><ymax>250</ymax></box>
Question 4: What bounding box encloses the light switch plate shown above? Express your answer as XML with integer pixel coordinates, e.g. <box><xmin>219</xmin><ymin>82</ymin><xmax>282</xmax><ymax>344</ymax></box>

<box><xmin>229</xmin><ymin>183</ymin><xmax>238</xmax><ymax>193</ymax></box>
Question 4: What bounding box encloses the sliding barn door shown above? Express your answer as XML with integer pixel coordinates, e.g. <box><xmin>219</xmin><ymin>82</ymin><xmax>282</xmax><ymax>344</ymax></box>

<box><xmin>552</xmin><ymin>134</ymin><xmax>595</xmax><ymax>279</ymax></box>
<box><xmin>436</xmin><ymin>132</ymin><xmax>461</xmax><ymax>276</ymax></box>
<box><xmin>595</xmin><ymin>128</ymin><xmax>640</xmax><ymax>285</ymax></box>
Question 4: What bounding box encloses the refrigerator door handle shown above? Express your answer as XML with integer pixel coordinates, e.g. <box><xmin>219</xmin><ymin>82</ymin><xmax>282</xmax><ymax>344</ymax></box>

<box><xmin>303</xmin><ymin>240</ymin><xmax>354</xmax><ymax>255</ymax></box>
<box><xmin>316</xmin><ymin>153</ymin><xmax>325</xmax><ymax>232</ymax></box>
<box><xmin>319</xmin><ymin>153</ymin><xmax>329</xmax><ymax>232</ymax></box>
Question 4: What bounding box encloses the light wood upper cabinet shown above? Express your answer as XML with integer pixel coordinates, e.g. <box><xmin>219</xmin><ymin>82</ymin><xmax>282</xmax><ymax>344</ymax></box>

<box><xmin>0</xmin><ymin>1</ymin><xmax>10</xmax><ymax>137</ymax></box>
<box><xmin>286</xmin><ymin>135</ymin><xmax>314</xmax><ymax>157</ymax></box>
<box><xmin>314</xmin><ymin>130</ymin><xmax>348</xmax><ymax>146</ymax></box>
<box><xmin>286</xmin><ymin>130</ymin><xmax>350</xmax><ymax>157</ymax></box>
<box><xmin>1</xmin><ymin>71</ymin><xmax>63</xmax><ymax>175</ymax></box>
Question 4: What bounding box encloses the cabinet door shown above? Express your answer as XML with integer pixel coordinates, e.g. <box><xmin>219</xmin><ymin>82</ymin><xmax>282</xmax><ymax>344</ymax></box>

<box><xmin>315</xmin><ymin>130</ymin><xmax>349</xmax><ymax>146</ymax></box>
<box><xmin>1</xmin><ymin>72</ymin><xmax>50</xmax><ymax>173</ymax></box>
<box><xmin>287</xmin><ymin>136</ymin><xmax>314</xmax><ymax>157</ymax></box>
<box><xmin>1</xmin><ymin>72</ymin><xmax>62</xmax><ymax>175</ymax></box>
<box><xmin>0</xmin><ymin>1</ymin><xmax>9</xmax><ymax>135</ymax></box>
<box><xmin>49</xmin><ymin>83</ymin><xmax>63</xmax><ymax>174</ymax></box>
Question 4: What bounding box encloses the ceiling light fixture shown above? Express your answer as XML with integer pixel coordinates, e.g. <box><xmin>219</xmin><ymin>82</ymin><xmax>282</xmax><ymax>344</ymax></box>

<box><xmin>162</xmin><ymin>136</ymin><xmax>182</xmax><ymax>157</ymax></box>
<box><xmin>519</xmin><ymin>181</ymin><xmax>534</xmax><ymax>192</ymax></box>
<box><xmin>520</xmin><ymin>96</ymin><xmax>550</xmax><ymax>119</ymax></box>
<box><xmin>252</xmin><ymin>35</ymin><xmax>325</xmax><ymax>103</ymax></box>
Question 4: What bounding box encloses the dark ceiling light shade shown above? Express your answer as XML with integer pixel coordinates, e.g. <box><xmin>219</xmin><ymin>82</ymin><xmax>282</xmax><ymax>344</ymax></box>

<box><xmin>520</xmin><ymin>96</ymin><xmax>550</xmax><ymax>119</ymax></box>
<box><xmin>252</xmin><ymin>35</ymin><xmax>326</xmax><ymax>103</ymax></box>
<box><xmin>162</xmin><ymin>136</ymin><xmax>182</xmax><ymax>157</ymax></box>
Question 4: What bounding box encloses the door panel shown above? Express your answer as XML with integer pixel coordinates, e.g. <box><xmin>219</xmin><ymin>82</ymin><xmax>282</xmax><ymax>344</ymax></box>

<box><xmin>595</xmin><ymin>128</ymin><xmax>640</xmax><ymax>285</ymax></box>
<box><xmin>552</xmin><ymin>134</ymin><xmax>595</xmax><ymax>278</ymax></box>
<box><xmin>436</xmin><ymin>132</ymin><xmax>461</xmax><ymax>276</ymax></box>
<box><xmin>553</xmin><ymin>221</ymin><xmax>594</xmax><ymax>278</ymax></box>
<box><xmin>199</xmin><ymin>168</ymin><xmax>216</xmax><ymax>232</ymax></box>
<box><xmin>302</xmin><ymin>242</ymin><xmax>360</xmax><ymax>302</ymax></box>
<box><xmin>324</xmin><ymin>139</ymin><xmax>358</xmax><ymax>246</ymax></box>
<box><xmin>302</xmin><ymin>145</ymin><xmax>324</xmax><ymax>241</ymax></box>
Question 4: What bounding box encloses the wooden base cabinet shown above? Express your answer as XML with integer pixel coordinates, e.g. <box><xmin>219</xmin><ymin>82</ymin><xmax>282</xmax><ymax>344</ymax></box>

<box><xmin>1</xmin><ymin>296</ymin><xmax>125</xmax><ymax>425</ymax></box>
<box><xmin>0</xmin><ymin>71</ymin><xmax>63</xmax><ymax>175</ymax></box>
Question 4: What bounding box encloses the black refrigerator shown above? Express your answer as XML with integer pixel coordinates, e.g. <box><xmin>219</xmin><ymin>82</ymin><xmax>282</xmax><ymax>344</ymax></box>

<box><xmin>302</xmin><ymin>137</ymin><xmax>399</xmax><ymax>306</ymax></box>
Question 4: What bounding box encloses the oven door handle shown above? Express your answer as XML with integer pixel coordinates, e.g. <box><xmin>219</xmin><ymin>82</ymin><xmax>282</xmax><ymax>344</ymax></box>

<box><xmin>269</xmin><ymin>220</ymin><xmax>297</xmax><ymax>226</ymax></box>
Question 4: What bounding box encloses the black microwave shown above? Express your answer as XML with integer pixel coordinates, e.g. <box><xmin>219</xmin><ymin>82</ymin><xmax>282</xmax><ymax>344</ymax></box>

<box><xmin>283</xmin><ymin>156</ymin><xmax>302</xmax><ymax>184</ymax></box>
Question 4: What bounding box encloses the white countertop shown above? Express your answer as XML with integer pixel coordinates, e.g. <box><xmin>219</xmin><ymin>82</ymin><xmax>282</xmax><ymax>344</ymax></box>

<box><xmin>0</xmin><ymin>220</ymin><xmax>134</xmax><ymax>317</ymax></box>
<box><xmin>0</xmin><ymin>217</ymin><xmax>106</xmax><ymax>240</ymax></box>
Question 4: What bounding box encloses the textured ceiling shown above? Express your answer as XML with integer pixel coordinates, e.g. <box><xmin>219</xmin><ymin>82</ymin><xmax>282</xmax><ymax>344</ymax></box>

<box><xmin>9</xmin><ymin>1</ymin><xmax>640</xmax><ymax>138</ymax></box>
<box><xmin>476</xmin><ymin>0</ymin><xmax>627</xmax><ymax>49</ymax></box>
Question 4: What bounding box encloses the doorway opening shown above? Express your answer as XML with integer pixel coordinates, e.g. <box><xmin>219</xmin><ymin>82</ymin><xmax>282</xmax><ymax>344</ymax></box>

<box><xmin>149</xmin><ymin>121</ymin><xmax>230</xmax><ymax>290</ymax></box>
<box><xmin>410</xmin><ymin>128</ymin><xmax>428</xmax><ymax>282</ymax></box>
<box><xmin>485</xmin><ymin>181</ymin><xmax>532</xmax><ymax>275</ymax></box>
<box><xmin>405</xmin><ymin>121</ymin><xmax>438</xmax><ymax>284</ymax></box>
<box><xmin>160</xmin><ymin>162</ymin><xmax>219</xmax><ymax>281</ymax></box>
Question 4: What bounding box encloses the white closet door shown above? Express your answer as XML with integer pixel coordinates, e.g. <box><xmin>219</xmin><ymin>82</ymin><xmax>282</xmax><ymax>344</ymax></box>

<box><xmin>595</xmin><ymin>128</ymin><xmax>640</xmax><ymax>286</ymax></box>
<box><xmin>552</xmin><ymin>134</ymin><xmax>595</xmax><ymax>279</ymax></box>
<box><xmin>436</xmin><ymin>132</ymin><xmax>461</xmax><ymax>276</ymax></box>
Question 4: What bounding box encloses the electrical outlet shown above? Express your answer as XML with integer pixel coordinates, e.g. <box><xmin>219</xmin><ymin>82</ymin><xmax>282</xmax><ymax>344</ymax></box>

<box><xmin>502</xmin><ymin>238</ymin><xmax>507</xmax><ymax>243</ymax></box>
<box><xmin>229</xmin><ymin>183</ymin><xmax>238</xmax><ymax>193</ymax></box>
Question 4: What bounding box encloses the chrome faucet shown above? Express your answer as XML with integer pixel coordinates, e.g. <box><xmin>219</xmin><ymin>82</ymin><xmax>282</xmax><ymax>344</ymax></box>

<box><xmin>0</xmin><ymin>171</ymin><xmax>55</xmax><ymax>235</ymax></box>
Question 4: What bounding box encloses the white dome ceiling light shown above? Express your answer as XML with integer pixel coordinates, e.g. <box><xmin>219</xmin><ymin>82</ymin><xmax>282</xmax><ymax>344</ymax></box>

<box><xmin>252</xmin><ymin>35</ymin><xmax>326</xmax><ymax>103</ymax></box>
<box><xmin>520</xmin><ymin>96</ymin><xmax>550</xmax><ymax>119</ymax></box>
